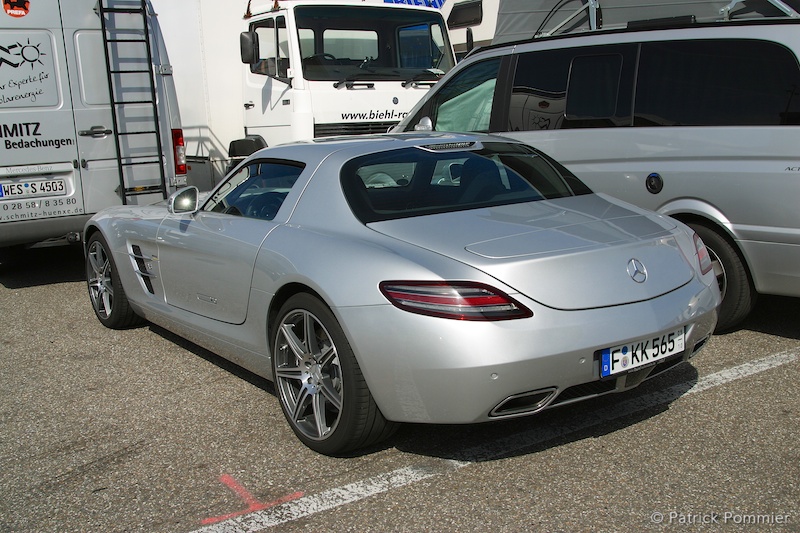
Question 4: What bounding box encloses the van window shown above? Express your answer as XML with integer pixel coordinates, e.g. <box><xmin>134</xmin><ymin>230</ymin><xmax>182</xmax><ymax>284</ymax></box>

<box><xmin>431</xmin><ymin>57</ymin><xmax>502</xmax><ymax>132</ymax></box>
<box><xmin>565</xmin><ymin>54</ymin><xmax>623</xmax><ymax>126</ymax></box>
<box><xmin>508</xmin><ymin>46</ymin><xmax>635</xmax><ymax>131</ymax></box>
<box><xmin>635</xmin><ymin>40</ymin><xmax>800</xmax><ymax>126</ymax></box>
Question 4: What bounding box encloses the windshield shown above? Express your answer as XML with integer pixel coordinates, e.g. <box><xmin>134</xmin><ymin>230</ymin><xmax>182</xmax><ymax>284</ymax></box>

<box><xmin>295</xmin><ymin>6</ymin><xmax>454</xmax><ymax>83</ymax></box>
<box><xmin>341</xmin><ymin>142</ymin><xmax>592</xmax><ymax>223</ymax></box>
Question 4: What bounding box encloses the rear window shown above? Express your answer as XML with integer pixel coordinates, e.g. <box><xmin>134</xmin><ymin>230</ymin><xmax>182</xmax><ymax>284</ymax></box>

<box><xmin>341</xmin><ymin>142</ymin><xmax>591</xmax><ymax>223</ymax></box>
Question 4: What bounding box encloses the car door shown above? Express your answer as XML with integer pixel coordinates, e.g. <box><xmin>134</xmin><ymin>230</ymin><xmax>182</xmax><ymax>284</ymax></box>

<box><xmin>156</xmin><ymin>160</ymin><xmax>304</xmax><ymax>324</ymax></box>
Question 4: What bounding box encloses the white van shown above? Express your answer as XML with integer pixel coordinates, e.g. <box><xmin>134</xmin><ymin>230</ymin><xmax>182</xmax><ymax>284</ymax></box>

<box><xmin>0</xmin><ymin>0</ymin><xmax>185</xmax><ymax>249</ymax></box>
<box><xmin>395</xmin><ymin>11</ymin><xmax>800</xmax><ymax>331</ymax></box>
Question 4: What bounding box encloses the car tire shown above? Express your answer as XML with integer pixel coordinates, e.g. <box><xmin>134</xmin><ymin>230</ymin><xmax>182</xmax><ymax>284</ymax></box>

<box><xmin>86</xmin><ymin>233</ymin><xmax>143</xmax><ymax>329</ymax></box>
<box><xmin>689</xmin><ymin>223</ymin><xmax>755</xmax><ymax>332</ymax></box>
<box><xmin>272</xmin><ymin>293</ymin><xmax>397</xmax><ymax>455</ymax></box>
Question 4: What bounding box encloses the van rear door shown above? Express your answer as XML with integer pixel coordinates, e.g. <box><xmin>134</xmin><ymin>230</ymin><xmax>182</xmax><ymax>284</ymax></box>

<box><xmin>60</xmin><ymin>0</ymin><xmax>122</xmax><ymax>214</ymax></box>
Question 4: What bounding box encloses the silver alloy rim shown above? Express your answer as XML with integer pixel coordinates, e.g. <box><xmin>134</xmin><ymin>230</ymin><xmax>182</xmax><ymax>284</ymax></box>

<box><xmin>87</xmin><ymin>240</ymin><xmax>113</xmax><ymax>319</ymax></box>
<box><xmin>708</xmin><ymin>247</ymin><xmax>727</xmax><ymax>300</ymax></box>
<box><xmin>274</xmin><ymin>309</ymin><xmax>343</xmax><ymax>441</ymax></box>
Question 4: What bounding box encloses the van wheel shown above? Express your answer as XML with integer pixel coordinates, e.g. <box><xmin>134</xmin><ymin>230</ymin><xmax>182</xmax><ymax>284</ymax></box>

<box><xmin>689</xmin><ymin>223</ymin><xmax>755</xmax><ymax>332</ymax></box>
<box><xmin>272</xmin><ymin>293</ymin><xmax>398</xmax><ymax>455</ymax></box>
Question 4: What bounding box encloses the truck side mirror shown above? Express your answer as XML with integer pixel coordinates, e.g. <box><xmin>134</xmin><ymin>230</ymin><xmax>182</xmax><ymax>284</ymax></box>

<box><xmin>240</xmin><ymin>31</ymin><xmax>259</xmax><ymax>64</ymax></box>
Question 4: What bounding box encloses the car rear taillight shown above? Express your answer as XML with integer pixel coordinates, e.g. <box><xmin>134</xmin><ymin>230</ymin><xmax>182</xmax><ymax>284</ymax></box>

<box><xmin>379</xmin><ymin>281</ymin><xmax>533</xmax><ymax>321</ymax></box>
<box><xmin>694</xmin><ymin>233</ymin><xmax>713</xmax><ymax>275</ymax></box>
<box><xmin>172</xmin><ymin>129</ymin><xmax>187</xmax><ymax>175</ymax></box>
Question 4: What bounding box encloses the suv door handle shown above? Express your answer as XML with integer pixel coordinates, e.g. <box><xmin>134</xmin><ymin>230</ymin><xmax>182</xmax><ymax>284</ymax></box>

<box><xmin>79</xmin><ymin>125</ymin><xmax>113</xmax><ymax>137</ymax></box>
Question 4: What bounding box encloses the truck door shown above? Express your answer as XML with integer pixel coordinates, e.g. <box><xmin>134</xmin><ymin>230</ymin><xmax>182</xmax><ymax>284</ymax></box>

<box><xmin>243</xmin><ymin>14</ymin><xmax>295</xmax><ymax>146</ymax></box>
<box><xmin>0</xmin><ymin>0</ymin><xmax>85</xmax><ymax>230</ymax></box>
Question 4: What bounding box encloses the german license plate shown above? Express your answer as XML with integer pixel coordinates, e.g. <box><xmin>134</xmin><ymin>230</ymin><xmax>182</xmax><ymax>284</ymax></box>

<box><xmin>0</xmin><ymin>179</ymin><xmax>67</xmax><ymax>199</ymax></box>
<box><xmin>600</xmin><ymin>327</ymin><xmax>685</xmax><ymax>378</ymax></box>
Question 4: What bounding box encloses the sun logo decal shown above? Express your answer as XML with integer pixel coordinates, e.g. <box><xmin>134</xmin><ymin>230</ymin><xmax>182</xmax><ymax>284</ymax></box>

<box><xmin>4</xmin><ymin>0</ymin><xmax>30</xmax><ymax>18</ymax></box>
<box><xmin>13</xmin><ymin>38</ymin><xmax>45</xmax><ymax>69</ymax></box>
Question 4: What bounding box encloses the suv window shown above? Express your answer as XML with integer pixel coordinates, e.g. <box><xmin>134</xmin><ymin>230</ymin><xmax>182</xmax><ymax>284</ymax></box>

<box><xmin>635</xmin><ymin>40</ymin><xmax>800</xmax><ymax>126</ymax></box>
<box><xmin>430</xmin><ymin>57</ymin><xmax>502</xmax><ymax>132</ymax></box>
<box><xmin>504</xmin><ymin>38</ymin><xmax>800</xmax><ymax>131</ymax></box>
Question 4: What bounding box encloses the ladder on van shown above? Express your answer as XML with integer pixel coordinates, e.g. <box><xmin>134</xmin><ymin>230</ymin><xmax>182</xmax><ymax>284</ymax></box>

<box><xmin>97</xmin><ymin>0</ymin><xmax>168</xmax><ymax>205</ymax></box>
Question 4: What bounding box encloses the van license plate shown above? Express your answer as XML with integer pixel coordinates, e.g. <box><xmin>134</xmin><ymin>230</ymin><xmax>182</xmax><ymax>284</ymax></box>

<box><xmin>600</xmin><ymin>327</ymin><xmax>685</xmax><ymax>378</ymax></box>
<box><xmin>0</xmin><ymin>179</ymin><xmax>67</xmax><ymax>199</ymax></box>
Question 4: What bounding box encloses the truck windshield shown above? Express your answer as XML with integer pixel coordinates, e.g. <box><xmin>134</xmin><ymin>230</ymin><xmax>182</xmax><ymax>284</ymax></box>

<box><xmin>295</xmin><ymin>6</ymin><xmax>454</xmax><ymax>82</ymax></box>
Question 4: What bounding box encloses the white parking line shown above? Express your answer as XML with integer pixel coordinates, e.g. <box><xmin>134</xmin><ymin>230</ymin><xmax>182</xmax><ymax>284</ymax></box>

<box><xmin>192</xmin><ymin>349</ymin><xmax>799</xmax><ymax>533</ymax></box>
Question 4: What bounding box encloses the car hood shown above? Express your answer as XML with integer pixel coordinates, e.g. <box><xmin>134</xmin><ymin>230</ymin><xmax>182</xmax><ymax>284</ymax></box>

<box><xmin>368</xmin><ymin>194</ymin><xmax>695</xmax><ymax>310</ymax></box>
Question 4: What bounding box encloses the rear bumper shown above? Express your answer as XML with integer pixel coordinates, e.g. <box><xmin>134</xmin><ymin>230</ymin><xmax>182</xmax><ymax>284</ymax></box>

<box><xmin>337</xmin><ymin>279</ymin><xmax>719</xmax><ymax>424</ymax></box>
<box><xmin>1</xmin><ymin>215</ymin><xmax>90</xmax><ymax>247</ymax></box>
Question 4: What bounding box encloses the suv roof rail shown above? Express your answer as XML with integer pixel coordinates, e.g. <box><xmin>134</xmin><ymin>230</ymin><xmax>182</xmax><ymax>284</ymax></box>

<box><xmin>493</xmin><ymin>0</ymin><xmax>800</xmax><ymax>42</ymax></box>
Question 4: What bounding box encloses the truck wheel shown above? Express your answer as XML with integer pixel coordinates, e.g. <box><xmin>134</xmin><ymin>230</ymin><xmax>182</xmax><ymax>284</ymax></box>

<box><xmin>689</xmin><ymin>223</ymin><xmax>755</xmax><ymax>331</ymax></box>
<box><xmin>86</xmin><ymin>233</ymin><xmax>143</xmax><ymax>329</ymax></box>
<box><xmin>272</xmin><ymin>293</ymin><xmax>397</xmax><ymax>455</ymax></box>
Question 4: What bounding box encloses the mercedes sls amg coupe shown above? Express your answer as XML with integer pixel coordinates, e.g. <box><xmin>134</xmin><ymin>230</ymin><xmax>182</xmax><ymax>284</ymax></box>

<box><xmin>85</xmin><ymin>132</ymin><xmax>719</xmax><ymax>455</ymax></box>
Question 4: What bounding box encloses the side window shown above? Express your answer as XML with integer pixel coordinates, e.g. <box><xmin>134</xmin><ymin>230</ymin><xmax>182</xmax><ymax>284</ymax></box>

<box><xmin>251</xmin><ymin>16</ymin><xmax>290</xmax><ymax>79</ymax></box>
<box><xmin>205</xmin><ymin>161</ymin><xmax>304</xmax><ymax>220</ymax></box>
<box><xmin>564</xmin><ymin>54</ymin><xmax>623</xmax><ymax>127</ymax></box>
<box><xmin>635</xmin><ymin>40</ymin><xmax>800</xmax><ymax>126</ymax></box>
<box><xmin>509</xmin><ymin>46</ymin><xmax>634</xmax><ymax>131</ymax></box>
<box><xmin>430</xmin><ymin>57</ymin><xmax>502</xmax><ymax>132</ymax></box>
<box><xmin>509</xmin><ymin>49</ymin><xmax>573</xmax><ymax>131</ymax></box>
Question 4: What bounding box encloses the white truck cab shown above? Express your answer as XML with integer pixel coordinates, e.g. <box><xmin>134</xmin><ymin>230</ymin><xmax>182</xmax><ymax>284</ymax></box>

<box><xmin>235</xmin><ymin>0</ymin><xmax>455</xmax><ymax>157</ymax></box>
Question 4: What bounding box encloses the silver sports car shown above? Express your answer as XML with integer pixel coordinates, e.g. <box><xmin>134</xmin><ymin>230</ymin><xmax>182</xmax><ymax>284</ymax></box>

<box><xmin>85</xmin><ymin>132</ymin><xmax>719</xmax><ymax>455</ymax></box>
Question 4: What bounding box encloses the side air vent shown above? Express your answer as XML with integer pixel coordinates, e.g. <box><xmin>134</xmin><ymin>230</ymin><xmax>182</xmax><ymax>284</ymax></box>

<box><xmin>130</xmin><ymin>244</ymin><xmax>156</xmax><ymax>294</ymax></box>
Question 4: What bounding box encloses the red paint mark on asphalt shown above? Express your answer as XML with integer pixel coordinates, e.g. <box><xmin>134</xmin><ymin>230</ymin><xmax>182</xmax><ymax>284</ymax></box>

<box><xmin>201</xmin><ymin>474</ymin><xmax>304</xmax><ymax>525</ymax></box>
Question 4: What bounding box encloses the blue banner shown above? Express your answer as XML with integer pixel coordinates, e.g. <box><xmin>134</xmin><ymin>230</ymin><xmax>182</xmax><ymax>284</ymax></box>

<box><xmin>383</xmin><ymin>0</ymin><xmax>447</xmax><ymax>8</ymax></box>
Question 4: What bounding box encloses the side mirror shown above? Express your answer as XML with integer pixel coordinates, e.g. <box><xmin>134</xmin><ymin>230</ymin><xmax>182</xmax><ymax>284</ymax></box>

<box><xmin>168</xmin><ymin>187</ymin><xmax>200</xmax><ymax>215</ymax></box>
<box><xmin>414</xmin><ymin>116</ymin><xmax>434</xmax><ymax>131</ymax></box>
<box><xmin>240</xmin><ymin>31</ymin><xmax>258</xmax><ymax>64</ymax></box>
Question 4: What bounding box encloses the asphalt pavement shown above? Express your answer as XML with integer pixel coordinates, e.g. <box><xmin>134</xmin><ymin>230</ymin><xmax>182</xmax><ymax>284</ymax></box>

<box><xmin>1</xmin><ymin>245</ymin><xmax>798</xmax><ymax>532</ymax></box>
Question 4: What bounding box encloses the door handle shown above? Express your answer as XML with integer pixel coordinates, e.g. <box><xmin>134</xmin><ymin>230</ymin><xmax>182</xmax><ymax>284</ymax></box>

<box><xmin>244</xmin><ymin>101</ymin><xmax>255</xmax><ymax>109</ymax></box>
<box><xmin>79</xmin><ymin>125</ymin><xmax>113</xmax><ymax>137</ymax></box>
